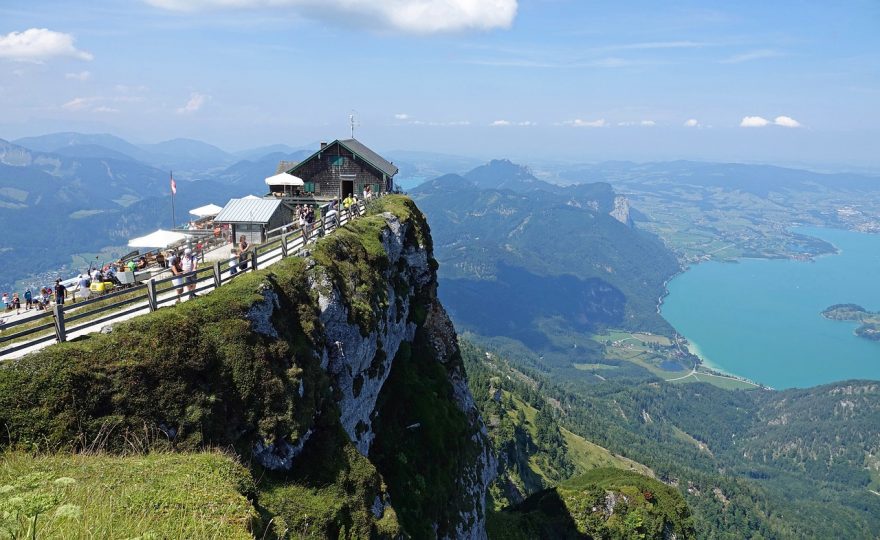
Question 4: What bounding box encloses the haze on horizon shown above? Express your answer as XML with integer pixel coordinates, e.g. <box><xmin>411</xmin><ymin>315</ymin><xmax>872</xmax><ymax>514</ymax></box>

<box><xmin>1</xmin><ymin>0</ymin><xmax>878</xmax><ymax>170</ymax></box>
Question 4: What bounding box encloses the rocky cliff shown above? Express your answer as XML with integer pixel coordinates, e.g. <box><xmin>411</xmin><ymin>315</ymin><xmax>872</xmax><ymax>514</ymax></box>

<box><xmin>0</xmin><ymin>196</ymin><xmax>495</xmax><ymax>538</ymax></box>
<box><xmin>609</xmin><ymin>195</ymin><xmax>634</xmax><ymax>227</ymax></box>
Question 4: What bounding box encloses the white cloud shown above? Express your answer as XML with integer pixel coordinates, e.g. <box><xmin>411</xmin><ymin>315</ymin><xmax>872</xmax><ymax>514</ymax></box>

<box><xmin>62</xmin><ymin>97</ymin><xmax>94</xmax><ymax>111</ymax></box>
<box><xmin>683</xmin><ymin>119</ymin><xmax>700</xmax><ymax>127</ymax></box>
<box><xmin>0</xmin><ymin>28</ymin><xmax>93</xmax><ymax>62</ymax></box>
<box><xmin>65</xmin><ymin>70</ymin><xmax>91</xmax><ymax>81</ymax></box>
<box><xmin>490</xmin><ymin>119</ymin><xmax>512</xmax><ymax>126</ymax></box>
<box><xmin>144</xmin><ymin>0</ymin><xmax>517</xmax><ymax>33</ymax></box>
<box><xmin>617</xmin><ymin>120</ymin><xmax>656</xmax><ymax>127</ymax></box>
<box><xmin>721</xmin><ymin>49</ymin><xmax>783</xmax><ymax>64</ymax></box>
<box><xmin>740</xmin><ymin>116</ymin><xmax>770</xmax><ymax>127</ymax></box>
<box><xmin>563</xmin><ymin>118</ymin><xmax>607</xmax><ymax>128</ymax></box>
<box><xmin>394</xmin><ymin>113</ymin><xmax>410</xmax><ymax>120</ymax></box>
<box><xmin>93</xmin><ymin>106</ymin><xmax>119</xmax><ymax>113</ymax></box>
<box><xmin>409</xmin><ymin>119</ymin><xmax>470</xmax><ymax>126</ymax></box>
<box><xmin>774</xmin><ymin>115</ymin><xmax>802</xmax><ymax>128</ymax></box>
<box><xmin>177</xmin><ymin>92</ymin><xmax>209</xmax><ymax>114</ymax></box>
<box><xmin>518</xmin><ymin>121</ymin><xmax>536</xmax><ymax>126</ymax></box>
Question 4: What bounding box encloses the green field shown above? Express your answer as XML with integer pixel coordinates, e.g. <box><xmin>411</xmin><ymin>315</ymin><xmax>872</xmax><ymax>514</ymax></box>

<box><xmin>0</xmin><ymin>452</ymin><xmax>256</xmax><ymax>539</ymax></box>
<box><xmin>591</xmin><ymin>329</ymin><xmax>759</xmax><ymax>390</ymax></box>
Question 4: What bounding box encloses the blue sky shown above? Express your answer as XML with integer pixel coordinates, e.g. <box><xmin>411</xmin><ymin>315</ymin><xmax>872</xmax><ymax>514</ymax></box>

<box><xmin>1</xmin><ymin>0</ymin><xmax>878</xmax><ymax>168</ymax></box>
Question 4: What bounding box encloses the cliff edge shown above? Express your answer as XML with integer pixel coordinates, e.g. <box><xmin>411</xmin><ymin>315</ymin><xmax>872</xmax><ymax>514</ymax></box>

<box><xmin>0</xmin><ymin>195</ymin><xmax>495</xmax><ymax>538</ymax></box>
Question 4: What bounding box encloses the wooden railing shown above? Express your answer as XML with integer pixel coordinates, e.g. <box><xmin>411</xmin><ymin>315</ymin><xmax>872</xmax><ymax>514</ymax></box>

<box><xmin>0</xmin><ymin>198</ymin><xmax>375</xmax><ymax>360</ymax></box>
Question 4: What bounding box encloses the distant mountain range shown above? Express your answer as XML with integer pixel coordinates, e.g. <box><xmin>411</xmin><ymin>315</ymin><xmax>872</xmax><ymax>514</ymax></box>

<box><xmin>0</xmin><ymin>134</ymin><xmax>297</xmax><ymax>291</ymax></box>
<box><xmin>11</xmin><ymin>132</ymin><xmax>304</xmax><ymax>176</ymax></box>
<box><xmin>553</xmin><ymin>159</ymin><xmax>880</xmax><ymax>197</ymax></box>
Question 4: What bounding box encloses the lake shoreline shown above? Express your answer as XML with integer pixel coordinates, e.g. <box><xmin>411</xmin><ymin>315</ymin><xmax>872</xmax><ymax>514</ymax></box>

<box><xmin>658</xmin><ymin>226</ymin><xmax>880</xmax><ymax>389</ymax></box>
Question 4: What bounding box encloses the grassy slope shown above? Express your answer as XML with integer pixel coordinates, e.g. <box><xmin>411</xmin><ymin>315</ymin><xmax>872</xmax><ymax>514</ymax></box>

<box><xmin>507</xmin><ymin>392</ymin><xmax>652</xmax><ymax>479</ymax></box>
<box><xmin>0</xmin><ymin>452</ymin><xmax>256</xmax><ymax>539</ymax></box>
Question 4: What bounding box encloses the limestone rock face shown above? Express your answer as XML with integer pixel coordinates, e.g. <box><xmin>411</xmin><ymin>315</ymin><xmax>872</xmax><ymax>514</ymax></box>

<box><xmin>313</xmin><ymin>212</ymin><xmax>421</xmax><ymax>456</ymax></box>
<box><xmin>246</xmin><ymin>206</ymin><xmax>497</xmax><ymax>538</ymax></box>
<box><xmin>610</xmin><ymin>195</ymin><xmax>634</xmax><ymax>227</ymax></box>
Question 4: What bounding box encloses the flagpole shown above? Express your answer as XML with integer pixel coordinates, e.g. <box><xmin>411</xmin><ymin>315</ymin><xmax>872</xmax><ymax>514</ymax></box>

<box><xmin>170</xmin><ymin>171</ymin><xmax>176</xmax><ymax>229</ymax></box>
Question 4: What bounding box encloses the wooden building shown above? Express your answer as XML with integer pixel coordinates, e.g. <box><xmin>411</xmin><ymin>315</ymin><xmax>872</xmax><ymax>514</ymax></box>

<box><xmin>214</xmin><ymin>197</ymin><xmax>292</xmax><ymax>245</ymax></box>
<box><xmin>266</xmin><ymin>139</ymin><xmax>398</xmax><ymax>203</ymax></box>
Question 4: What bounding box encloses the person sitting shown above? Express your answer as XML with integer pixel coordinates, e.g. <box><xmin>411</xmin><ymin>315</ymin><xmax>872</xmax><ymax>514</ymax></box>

<box><xmin>156</xmin><ymin>252</ymin><xmax>166</xmax><ymax>268</ymax></box>
<box><xmin>136</xmin><ymin>256</ymin><xmax>147</xmax><ymax>270</ymax></box>
<box><xmin>105</xmin><ymin>264</ymin><xmax>120</xmax><ymax>285</ymax></box>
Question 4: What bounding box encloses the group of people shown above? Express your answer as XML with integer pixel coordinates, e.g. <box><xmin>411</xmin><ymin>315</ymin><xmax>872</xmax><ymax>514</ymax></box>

<box><xmin>168</xmin><ymin>247</ymin><xmax>200</xmax><ymax>303</ymax></box>
<box><xmin>2</xmin><ymin>282</ymin><xmax>66</xmax><ymax>317</ymax></box>
<box><xmin>229</xmin><ymin>235</ymin><xmax>251</xmax><ymax>276</ymax></box>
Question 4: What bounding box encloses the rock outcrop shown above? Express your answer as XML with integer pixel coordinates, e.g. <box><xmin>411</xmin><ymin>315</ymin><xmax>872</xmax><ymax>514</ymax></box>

<box><xmin>610</xmin><ymin>195</ymin><xmax>634</xmax><ymax>227</ymax></box>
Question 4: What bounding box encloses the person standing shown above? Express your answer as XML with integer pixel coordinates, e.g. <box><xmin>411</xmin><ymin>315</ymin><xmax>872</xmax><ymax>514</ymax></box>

<box><xmin>343</xmin><ymin>193</ymin><xmax>355</xmax><ymax>213</ymax></box>
<box><xmin>77</xmin><ymin>274</ymin><xmax>91</xmax><ymax>301</ymax></box>
<box><xmin>229</xmin><ymin>248</ymin><xmax>239</xmax><ymax>276</ymax></box>
<box><xmin>24</xmin><ymin>288</ymin><xmax>32</xmax><ymax>310</ymax></box>
<box><xmin>182</xmin><ymin>247</ymin><xmax>198</xmax><ymax>299</ymax></box>
<box><xmin>54</xmin><ymin>279</ymin><xmax>67</xmax><ymax>307</ymax></box>
<box><xmin>237</xmin><ymin>235</ymin><xmax>250</xmax><ymax>271</ymax></box>
<box><xmin>11</xmin><ymin>293</ymin><xmax>20</xmax><ymax>314</ymax></box>
<box><xmin>169</xmin><ymin>250</ymin><xmax>184</xmax><ymax>304</ymax></box>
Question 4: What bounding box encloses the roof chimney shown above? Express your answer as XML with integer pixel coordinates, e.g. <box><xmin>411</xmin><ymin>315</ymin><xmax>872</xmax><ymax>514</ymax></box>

<box><xmin>320</xmin><ymin>141</ymin><xmax>328</xmax><ymax>149</ymax></box>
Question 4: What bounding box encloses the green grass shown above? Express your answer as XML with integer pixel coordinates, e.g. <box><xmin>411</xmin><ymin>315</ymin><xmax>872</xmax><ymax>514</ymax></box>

<box><xmin>0</xmin><ymin>451</ymin><xmax>257</xmax><ymax>539</ymax></box>
<box><xmin>560</xmin><ymin>427</ymin><xmax>654</xmax><ymax>477</ymax></box>
<box><xmin>505</xmin><ymin>391</ymin><xmax>653</xmax><ymax>479</ymax></box>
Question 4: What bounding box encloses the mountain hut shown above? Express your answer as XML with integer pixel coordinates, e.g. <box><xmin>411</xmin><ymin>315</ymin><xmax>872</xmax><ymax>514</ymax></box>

<box><xmin>266</xmin><ymin>139</ymin><xmax>397</xmax><ymax>203</ymax></box>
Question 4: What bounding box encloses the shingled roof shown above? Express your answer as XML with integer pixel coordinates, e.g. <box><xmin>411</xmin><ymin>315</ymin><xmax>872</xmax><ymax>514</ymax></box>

<box><xmin>287</xmin><ymin>139</ymin><xmax>398</xmax><ymax>178</ymax></box>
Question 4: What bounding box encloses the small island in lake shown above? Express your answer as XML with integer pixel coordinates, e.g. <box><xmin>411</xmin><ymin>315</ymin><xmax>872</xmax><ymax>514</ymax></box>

<box><xmin>821</xmin><ymin>303</ymin><xmax>880</xmax><ymax>342</ymax></box>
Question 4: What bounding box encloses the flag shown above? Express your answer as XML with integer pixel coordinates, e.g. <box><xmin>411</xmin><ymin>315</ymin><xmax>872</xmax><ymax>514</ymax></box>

<box><xmin>170</xmin><ymin>174</ymin><xmax>177</xmax><ymax>195</ymax></box>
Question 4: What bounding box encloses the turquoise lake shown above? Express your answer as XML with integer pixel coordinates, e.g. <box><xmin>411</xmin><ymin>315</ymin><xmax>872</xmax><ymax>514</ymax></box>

<box><xmin>661</xmin><ymin>227</ymin><xmax>880</xmax><ymax>389</ymax></box>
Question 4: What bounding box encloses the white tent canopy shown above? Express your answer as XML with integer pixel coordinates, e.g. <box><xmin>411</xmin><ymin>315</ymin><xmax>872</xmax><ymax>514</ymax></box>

<box><xmin>128</xmin><ymin>229</ymin><xmax>187</xmax><ymax>249</ymax></box>
<box><xmin>188</xmin><ymin>203</ymin><xmax>223</xmax><ymax>218</ymax></box>
<box><xmin>265</xmin><ymin>172</ymin><xmax>304</xmax><ymax>187</ymax></box>
<box><xmin>242</xmin><ymin>194</ymin><xmax>261</xmax><ymax>200</ymax></box>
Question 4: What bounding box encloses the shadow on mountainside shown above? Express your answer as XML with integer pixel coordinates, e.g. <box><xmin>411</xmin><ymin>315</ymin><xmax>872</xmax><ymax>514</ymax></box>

<box><xmin>439</xmin><ymin>262</ymin><xmax>626</xmax><ymax>352</ymax></box>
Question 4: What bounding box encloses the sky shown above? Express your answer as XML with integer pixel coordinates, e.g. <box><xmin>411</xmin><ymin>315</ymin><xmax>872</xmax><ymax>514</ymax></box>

<box><xmin>1</xmin><ymin>0</ymin><xmax>879</xmax><ymax>169</ymax></box>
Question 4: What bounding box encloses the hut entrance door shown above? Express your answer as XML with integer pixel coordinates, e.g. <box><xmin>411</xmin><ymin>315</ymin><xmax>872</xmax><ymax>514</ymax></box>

<box><xmin>341</xmin><ymin>180</ymin><xmax>354</xmax><ymax>199</ymax></box>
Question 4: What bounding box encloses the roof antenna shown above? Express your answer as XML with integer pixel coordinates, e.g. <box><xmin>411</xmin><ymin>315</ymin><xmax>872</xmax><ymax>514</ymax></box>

<box><xmin>349</xmin><ymin>110</ymin><xmax>359</xmax><ymax>139</ymax></box>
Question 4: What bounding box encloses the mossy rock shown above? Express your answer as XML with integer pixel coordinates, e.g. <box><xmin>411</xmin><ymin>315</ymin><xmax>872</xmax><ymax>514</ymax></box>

<box><xmin>488</xmin><ymin>468</ymin><xmax>696</xmax><ymax>539</ymax></box>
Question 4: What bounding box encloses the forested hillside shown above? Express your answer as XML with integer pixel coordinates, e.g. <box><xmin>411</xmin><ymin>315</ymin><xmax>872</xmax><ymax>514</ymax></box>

<box><xmin>462</xmin><ymin>339</ymin><xmax>880</xmax><ymax>538</ymax></box>
<box><xmin>411</xmin><ymin>161</ymin><xmax>679</xmax><ymax>374</ymax></box>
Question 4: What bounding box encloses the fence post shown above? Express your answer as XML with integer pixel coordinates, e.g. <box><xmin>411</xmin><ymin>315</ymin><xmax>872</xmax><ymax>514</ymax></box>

<box><xmin>251</xmin><ymin>250</ymin><xmax>259</xmax><ymax>271</ymax></box>
<box><xmin>280</xmin><ymin>233</ymin><xmax>289</xmax><ymax>257</ymax></box>
<box><xmin>147</xmin><ymin>279</ymin><xmax>158</xmax><ymax>312</ymax></box>
<box><xmin>213</xmin><ymin>261</ymin><xmax>222</xmax><ymax>288</ymax></box>
<box><xmin>52</xmin><ymin>304</ymin><xmax>66</xmax><ymax>343</ymax></box>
